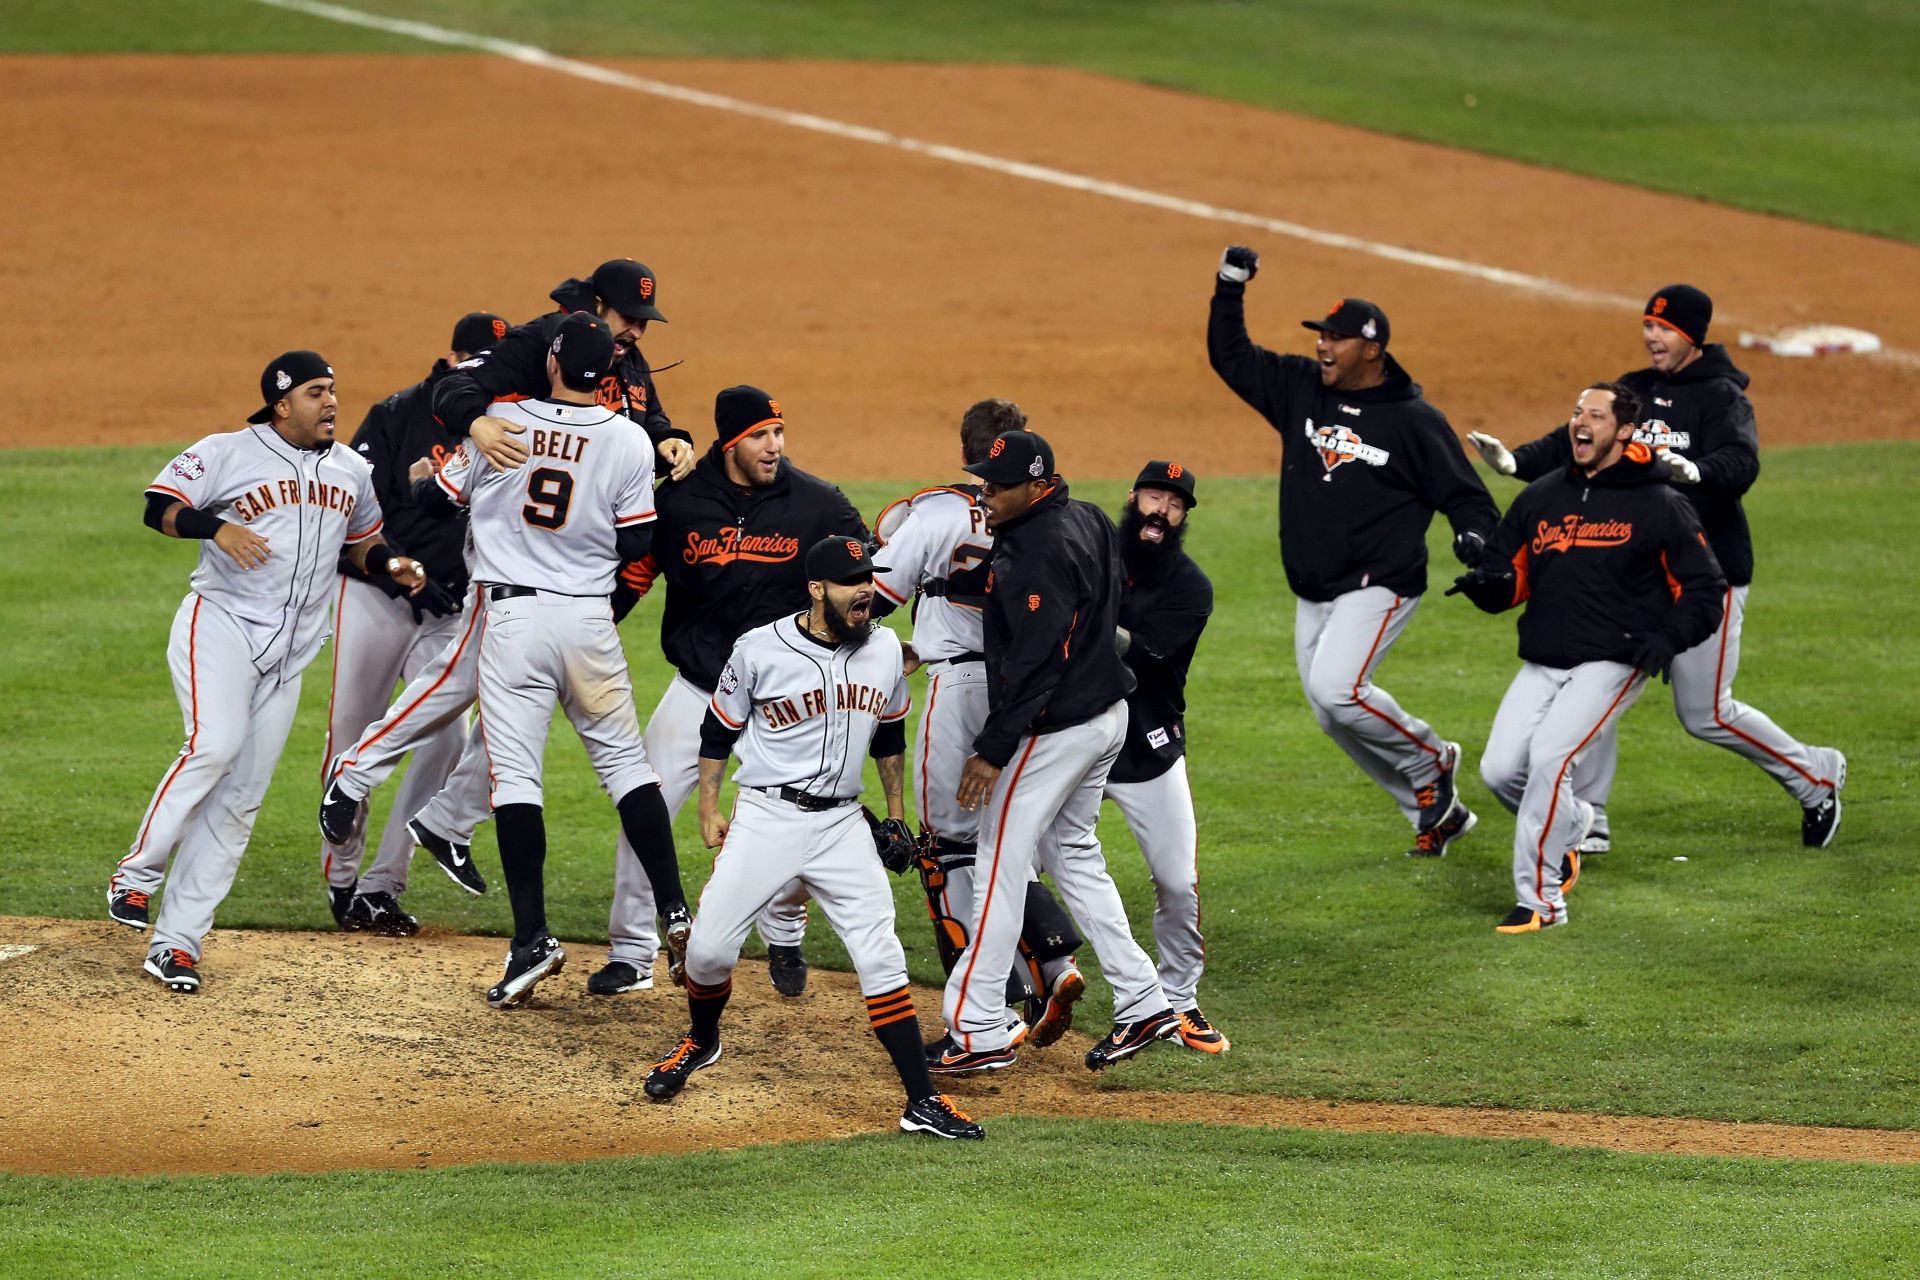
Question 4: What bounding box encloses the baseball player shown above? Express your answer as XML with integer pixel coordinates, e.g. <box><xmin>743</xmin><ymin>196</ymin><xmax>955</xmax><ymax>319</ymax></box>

<box><xmin>1208</xmin><ymin>245</ymin><xmax>1500</xmax><ymax>857</ymax></box>
<box><xmin>868</xmin><ymin>398</ymin><xmax>1088</xmax><ymax>1053</ymax></box>
<box><xmin>435</xmin><ymin>258</ymin><xmax>695</xmax><ymax>483</ymax></box>
<box><xmin>421</xmin><ymin>313</ymin><xmax>692</xmax><ymax>1007</ymax></box>
<box><xmin>1466</xmin><ymin>286</ymin><xmax>1846</xmax><ymax>851</ymax></box>
<box><xmin>931</xmin><ymin>429</ymin><xmax>1179</xmax><ymax>1074</ymax></box>
<box><xmin>112</xmin><ymin>351</ymin><xmax>428</xmax><ymax>991</ymax></box>
<box><xmin>641</xmin><ymin>536</ymin><xmax>984</xmax><ymax>1140</ymax></box>
<box><xmin>591</xmin><ymin>386</ymin><xmax>870</xmax><ymax>998</ymax></box>
<box><xmin>316</xmin><ymin>311</ymin><xmax>503</xmax><ymax>936</ymax></box>
<box><xmin>1449</xmin><ymin>382</ymin><xmax>1726</xmax><ymax>931</ymax></box>
<box><xmin>1089</xmin><ymin>459</ymin><xmax>1225</xmax><ymax>1052</ymax></box>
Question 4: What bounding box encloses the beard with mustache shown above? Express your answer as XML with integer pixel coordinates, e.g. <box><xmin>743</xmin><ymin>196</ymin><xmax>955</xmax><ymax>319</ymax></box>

<box><xmin>1120</xmin><ymin>499</ymin><xmax>1187</xmax><ymax>571</ymax></box>
<box><xmin>820</xmin><ymin>591</ymin><xmax>874</xmax><ymax>647</ymax></box>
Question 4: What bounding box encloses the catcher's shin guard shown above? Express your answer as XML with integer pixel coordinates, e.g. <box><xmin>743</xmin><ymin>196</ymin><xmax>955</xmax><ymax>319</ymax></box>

<box><xmin>917</xmin><ymin>834</ymin><xmax>975</xmax><ymax>976</ymax></box>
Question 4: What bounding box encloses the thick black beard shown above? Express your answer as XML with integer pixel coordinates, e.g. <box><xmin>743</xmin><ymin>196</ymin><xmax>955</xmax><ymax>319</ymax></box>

<box><xmin>1120</xmin><ymin>503</ymin><xmax>1186</xmax><ymax>569</ymax></box>
<box><xmin>821</xmin><ymin>594</ymin><xmax>874</xmax><ymax>647</ymax></box>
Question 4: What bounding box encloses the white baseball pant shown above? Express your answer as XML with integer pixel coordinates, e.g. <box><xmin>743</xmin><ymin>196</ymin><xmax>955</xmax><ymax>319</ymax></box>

<box><xmin>119</xmin><ymin>595</ymin><xmax>306</xmax><ymax>961</ymax></box>
<box><xmin>1482</xmin><ymin>660</ymin><xmax>1648</xmax><ymax>923</ymax></box>
<box><xmin>476</xmin><ymin>592</ymin><xmax>658</xmax><ymax>807</ymax></box>
<box><xmin>319</xmin><ymin>575</ymin><xmax>467</xmax><ymax>897</ymax></box>
<box><xmin>606</xmin><ymin>674</ymin><xmax>807</xmax><ymax>968</ymax></box>
<box><xmin>1295</xmin><ymin>587</ymin><xmax>1452</xmax><ymax>828</ymax></box>
<box><xmin>942</xmin><ymin>701</ymin><xmax>1168</xmax><ymax>1054</ymax></box>
<box><xmin>1571</xmin><ymin>586</ymin><xmax>1841</xmax><ymax>820</ymax></box>
<box><xmin>682</xmin><ymin>788</ymin><xmax>907</xmax><ymax>997</ymax></box>
<box><xmin>1103</xmin><ymin>758</ymin><xmax>1205</xmax><ymax>1010</ymax></box>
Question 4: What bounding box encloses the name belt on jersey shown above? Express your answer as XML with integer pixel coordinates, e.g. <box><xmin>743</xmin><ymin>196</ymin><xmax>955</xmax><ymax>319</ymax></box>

<box><xmin>760</xmin><ymin>681</ymin><xmax>891</xmax><ymax>729</ymax></box>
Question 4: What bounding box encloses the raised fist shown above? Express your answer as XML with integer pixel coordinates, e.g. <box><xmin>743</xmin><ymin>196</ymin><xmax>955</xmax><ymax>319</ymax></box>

<box><xmin>1219</xmin><ymin>245</ymin><xmax>1260</xmax><ymax>284</ymax></box>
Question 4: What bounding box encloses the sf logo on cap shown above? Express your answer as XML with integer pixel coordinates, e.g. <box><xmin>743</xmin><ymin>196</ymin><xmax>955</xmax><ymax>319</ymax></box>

<box><xmin>491</xmin><ymin>318</ymin><xmax>508</xmax><ymax>340</ymax></box>
<box><xmin>768</xmin><ymin>400</ymin><xmax>782</xmax><ymax>418</ymax></box>
<box><xmin>1652</xmin><ymin>297</ymin><xmax>1669</xmax><ymax>315</ymax></box>
<box><xmin>1167</xmin><ymin>463</ymin><xmax>1184</xmax><ymax>479</ymax></box>
<box><xmin>989</xmin><ymin>438</ymin><xmax>1007</xmax><ymax>458</ymax></box>
<box><xmin>845</xmin><ymin>540</ymin><xmax>863</xmax><ymax>561</ymax></box>
<box><xmin>639</xmin><ymin>276</ymin><xmax>654</xmax><ymax>299</ymax></box>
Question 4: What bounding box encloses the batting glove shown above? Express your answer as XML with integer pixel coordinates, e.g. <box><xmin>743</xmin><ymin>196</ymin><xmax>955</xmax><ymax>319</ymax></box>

<box><xmin>1663</xmin><ymin>451</ymin><xmax>1701</xmax><ymax>484</ymax></box>
<box><xmin>1627</xmin><ymin>631</ymin><xmax>1678</xmax><ymax>682</ymax></box>
<box><xmin>408</xmin><ymin>579</ymin><xmax>461</xmax><ymax>624</ymax></box>
<box><xmin>1452</xmin><ymin>529</ymin><xmax>1488</xmax><ymax>567</ymax></box>
<box><xmin>1218</xmin><ymin>245</ymin><xmax>1260</xmax><ymax>284</ymax></box>
<box><xmin>1467</xmin><ymin>432</ymin><xmax>1517</xmax><ymax>477</ymax></box>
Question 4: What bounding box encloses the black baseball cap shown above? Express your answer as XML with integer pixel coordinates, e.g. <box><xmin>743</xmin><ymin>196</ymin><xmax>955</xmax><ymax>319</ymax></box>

<box><xmin>1645</xmin><ymin>284</ymin><xmax>1712</xmax><ymax>347</ymax></box>
<box><xmin>805</xmin><ymin>535</ymin><xmax>874</xmax><ymax>585</ymax></box>
<box><xmin>1133</xmin><ymin>459</ymin><xmax>1198</xmax><ymax>508</ymax></box>
<box><xmin>591</xmin><ymin>258</ymin><xmax>666</xmax><ymax>323</ymax></box>
<box><xmin>451</xmin><ymin>311</ymin><xmax>509</xmax><ymax>355</ymax></box>
<box><xmin>715</xmin><ymin>385</ymin><xmax>784</xmax><ymax>449</ymax></box>
<box><xmin>1302</xmin><ymin>297</ymin><xmax>1390</xmax><ymax>348</ymax></box>
<box><xmin>963</xmin><ymin>429</ymin><xmax>1054</xmax><ymax>485</ymax></box>
<box><xmin>248</xmin><ymin>350</ymin><xmax>333</xmax><ymax>424</ymax></box>
<box><xmin>550</xmin><ymin>312</ymin><xmax>615</xmax><ymax>391</ymax></box>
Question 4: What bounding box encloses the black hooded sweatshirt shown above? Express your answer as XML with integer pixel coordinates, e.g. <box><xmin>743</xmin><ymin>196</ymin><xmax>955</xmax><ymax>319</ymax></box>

<box><xmin>621</xmin><ymin>446</ymin><xmax>867</xmax><ymax>691</ymax></box>
<box><xmin>336</xmin><ymin>363</ymin><xmax>470</xmax><ymax>598</ymax></box>
<box><xmin>1467</xmin><ymin>442</ymin><xmax>1727</xmax><ymax>669</ymax></box>
<box><xmin>1209</xmin><ymin>279</ymin><xmax>1498</xmax><ymax>601</ymax></box>
<box><xmin>974</xmin><ymin>481</ymin><xmax>1136</xmax><ymax>769</ymax></box>
<box><xmin>1510</xmin><ymin>345</ymin><xmax>1758</xmax><ymax>585</ymax></box>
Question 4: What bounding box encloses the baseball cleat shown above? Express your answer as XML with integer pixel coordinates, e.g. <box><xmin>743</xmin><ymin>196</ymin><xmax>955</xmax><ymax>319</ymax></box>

<box><xmin>1175</xmin><ymin>1007</ymin><xmax>1231</xmax><ymax>1054</ymax></box>
<box><xmin>925</xmin><ymin>1032</ymin><xmax>1017</xmax><ymax>1076</ymax></box>
<box><xmin>767</xmin><ymin>943</ymin><xmax>808</xmax><ymax>997</ymax></box>
<box><xmin>107</xmin><ymin>887</ymin><xmax>151</xmax><ymax>930</ymax></box>
<box><xmin>1408</xmin><ymin>799</ymin><xmax>1477</xmax><ymax>857</ymax></box>
<box><xmin>486</xmin><ymin>934</ymin><xmax>565</xmax><ymax>1009</ymax></box>
<box><xmin>900</xmin><ymin>1094</ymin><xmax>985</xmax><ymax>1140</ymax></box>
<box><xmin>1495</xmin><ymin>906</ymin><xmax>1565</xmax><ymax>934</ymax></box>
<box><xmin>317</xmin><ymin>779</ymin><xmax>363</xmax><ymax>846</ymax></box>
<box><xmin>143</xmin><ymin>948</ymin><xmax>201</xmax><ymax>993</ymax></box>
<box><xmin>586</xmin><ymin>959</ymin><xmax>654</xmax><ymax>995</ymax></box>
<box><xmin>1802</xmin><ymin>751</ymin><xmax>1847</xmax><ymax>848</ymax></box>
<box><xmin>409</xmin><ymin>818</ymin><xmax>486</xmax><ymax>896</ymax></box>
<box><xmin>1577</xmin><ymin>805</ymin><xmax>1611</xmax><ymax>854</ymax></box>
<box><xmin>1560</xmin><ymin>851</ymin><xmax>1581</xmax><ymax>896</ymax></box>
<box><xmin>1413</xmin><ymin>741</ymin><xmax>1462</xmax><ymax>832</ymax></box>
<box><xmin>663</xmin><ymin>905</ymin><xmax>693</xmax><ymax>988</ymax></box>
<box><xmin>328</xmin><ymin>884</ymin><xmax>354</xmax><ymax>929</ymax></box>
<box><xmin>644</xmin><ymin>1033</ymin><xmax>722</xmax><ymax>1101</ymax></box>
<box><xmin>1026</xmin><ymin>966</ymin><xmax>1086</xmax><ymax>1048</ymax></box>
<box><xmin>344</xmin><ymin>891</ymin><xmax>420</xmax><ymax>937</ymax></box>
<box><xmin>1084</xmin><ymin>1008</ymin><xmax>1180</xmax><ymax>1071</ymax></box>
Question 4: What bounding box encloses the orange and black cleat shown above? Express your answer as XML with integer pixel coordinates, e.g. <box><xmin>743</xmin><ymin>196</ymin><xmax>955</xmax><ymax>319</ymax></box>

<box><xmin>1494</xmin><ymin>906</ymin><xmax>1564</xmax><ymax>934</ymax></box>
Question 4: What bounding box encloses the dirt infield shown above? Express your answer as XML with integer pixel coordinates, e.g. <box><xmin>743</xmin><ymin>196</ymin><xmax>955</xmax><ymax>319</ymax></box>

<box><xmin>5</xmin><ymin>917</ymin><xmax>1918</xmax><ymax>1176</ymax></box>
<box><xmin>6</xmin><ymin>55</ymin><xmax>1919</xmax><ymax>1177</ymax></box>
<box><xmin>2</xmin><ymin>55</ymin><xmax>1917</xmax><ymax>467</ymax></box>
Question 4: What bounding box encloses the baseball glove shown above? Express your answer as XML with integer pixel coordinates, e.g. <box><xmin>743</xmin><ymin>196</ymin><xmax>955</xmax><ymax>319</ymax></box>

<box><xmin>863</xmin><ymin>807</ymin><xmax>917</xmax><ymax>875</ymax></box>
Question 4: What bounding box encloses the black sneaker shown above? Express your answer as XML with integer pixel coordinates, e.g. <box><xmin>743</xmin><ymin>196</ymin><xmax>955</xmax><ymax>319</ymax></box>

<box><xmin>767</xmin><ymin>943</ymin><xmax>808</xmax><ymax>997</ymax></box>
<box><xmin>1084</xmin><ymin>1008</ymin><xmax>1180</xmax><ymax>1072</ymax></box>
<box><xmin>1408</xmin><ymin>799</ymin><xmax>1477</xmax><ymax>857</ymax></box>
<box><xmin>143</xmin><ymin>948</ymin><xmax>201</xmax><ymax>993</ymax></box>
<box><xmin>328</xmin><ymin>885</ymin><xmax>354</xmax><ymax>928</ymax></box>
<box><xmin>900</xmin><ymin>1094</ymin><xmax>985</xmax><ymax>1140</ymax></box>
<box><xmin>486</xmin><ymin>934</ymin><xmax>565</xmax><ymax>1009</ymax></box>
<box><xmin>318</xmin><ymin>778</ymin><xmax>363</xmax><ymax>845</ymax></box>
<box><xmin>925</xmin><ymin>1032</ymin><xmax>1017</xmax><ymax>1076</ymax></box>
<box><xmin>345</xmin><ymin>891</ymin><xmax>420</xmax><ymax>937</ymax></box>
<box><xmin>409</xmin><ymin>817</ymin><xmax>485</xmax><ymax>896</ymax></box>
<box><xmin>663</xmin><ymin>905</ymin><xmax>693</xmax><ymax>989</ymax></box>
<box><xmin>107</xmin><ymin>887</ymin><xmax>151</xmax><ymax>930</ymax></box>
<box><xmin>1413</xmin><ymin>741</ymin><xmax>1461</xmax><ymax>832</ymax></box>
<box><xmin>644</xmin><ymin>1033</ymin><xmax>722</xmax><ymax>1100</ymax></box>
<box><xmin>586</xmin><ymin>959</ymin><xmax>653</xmax><ymax>995</ymax></box>
<box><xmin>1803</xmin><ymin>752</ymin><xmax>1847</xmax><ymax>848</ymax></box>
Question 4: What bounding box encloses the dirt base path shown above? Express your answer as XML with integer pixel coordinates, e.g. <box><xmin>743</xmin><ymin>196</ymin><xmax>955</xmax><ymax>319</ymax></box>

<box><xmin>5</xmin><ymin>917</ymin><xmax>1916</xmax><ymax>1176</ymax></box>
<box><xmin>3</xmin><ymin>56</ymin><xmax>1917</xmax><ymax>468</ymax></box>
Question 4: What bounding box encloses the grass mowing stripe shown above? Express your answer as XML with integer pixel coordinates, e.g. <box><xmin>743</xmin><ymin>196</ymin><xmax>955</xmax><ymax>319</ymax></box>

<box><xmin>2</xmin><ymin>444</ymin><xmax>1917</xmax><ymax>1132</ymax></box>
<box><xmin>4</xmin><ymin>1119</ymin><xmax>1919</xmax><ymax>1278</ymax></box>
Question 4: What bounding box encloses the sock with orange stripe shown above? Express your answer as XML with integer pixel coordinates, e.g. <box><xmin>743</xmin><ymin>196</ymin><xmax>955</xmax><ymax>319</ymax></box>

<box><xmin>866</xmin><ymin>985</ymin><xmax>934</xmax><ymax>1103</ymax></box>
<box><xmin>687</xmin><ymin>973</ymin><xmax>732</xmax><ymax>1046</ymax></box>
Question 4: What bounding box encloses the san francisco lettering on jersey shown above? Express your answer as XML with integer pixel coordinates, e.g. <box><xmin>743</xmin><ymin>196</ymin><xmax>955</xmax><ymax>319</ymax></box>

<box><xmin>1532</xmin><ymin>515</ymin><xmax>1635</xmax><ymax>555</ymax></box>
<box><xmin>758</xmin><ymin>681</ymin><xmax>892</xmax><ymax>729</ymax></box>
<box><xmin>230</xmin><ymin>478</ymin><xmax>359</xmax><ymax>524</ymax></box>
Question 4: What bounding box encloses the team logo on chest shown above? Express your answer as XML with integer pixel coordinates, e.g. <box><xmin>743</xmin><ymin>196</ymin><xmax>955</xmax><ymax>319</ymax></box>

<box><xmin>1304</xmin><ymin>417</ymin><xmax>1390</xmax><ymax>481</ymax></box>
<box><xmin>1532</xmin><ymin>513</ymin><xmax>1635</xmax><ymax>554</ymax></box>
<box><xmin>1635</xmin><ymin>419</ymin><xmax>1691</xmax><ymax>451</ymax></box>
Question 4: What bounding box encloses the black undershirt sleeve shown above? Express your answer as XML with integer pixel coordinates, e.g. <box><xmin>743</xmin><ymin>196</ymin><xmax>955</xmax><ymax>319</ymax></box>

<box><xmin>870</xmin><ymin>718</ymin><xmax>906</xmax><ymax>759</ymax></box>
<box><xmin>698</xmin><ymin>708</ymin><xmax>743</xmax><ymax>761</ymax></box>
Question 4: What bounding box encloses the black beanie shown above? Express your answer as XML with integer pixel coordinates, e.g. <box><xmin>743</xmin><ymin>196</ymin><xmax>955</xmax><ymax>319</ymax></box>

<box><xmin>1645</xmin><ymin>284</ymin><xmax>1712</xmax><ymax>347</ymax></box>
<box><xmin>715</xmin><ymin>385</ymin><xmax>783</xmax><ymax>449</ymax></box>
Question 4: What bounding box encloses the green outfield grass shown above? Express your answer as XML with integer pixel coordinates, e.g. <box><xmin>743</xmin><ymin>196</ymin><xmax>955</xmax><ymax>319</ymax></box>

<box><xmin>4</xmin><ymin>0</ymin><xmax>1915</xmax><ymax>242</ymax></box>
<box><xmin>2</xmin><ymin>443</ymin><xmax>1916</xmax><ymax>1132</ymax></box>
<box><xmin>5</xmin><ymin>1118</ymin><xmax>1919</xmax><ymax>1279</ymax></box>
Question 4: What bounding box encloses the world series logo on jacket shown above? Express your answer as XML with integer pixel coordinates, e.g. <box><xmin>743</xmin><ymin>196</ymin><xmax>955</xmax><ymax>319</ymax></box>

<box><xmin>1304</xmin><ymin>417</ymin><xmax>1391</xmax><ymax>480</ymax></box>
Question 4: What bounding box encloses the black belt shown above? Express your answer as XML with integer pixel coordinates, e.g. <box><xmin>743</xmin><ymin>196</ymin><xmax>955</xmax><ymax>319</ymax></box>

<box><xmin>487</xmin><ymin>584</ymin><xmax>604</xmax><ymax>602</ymax></box>
<box><xmin>934</xmin><ymin>650</ymin><xmax>986</xmax><ymax>665</ymax></box>
<box><xmin>758</xmin><ymin>786</ymin><xmax>856</xmax><ymax>812</ymax></box>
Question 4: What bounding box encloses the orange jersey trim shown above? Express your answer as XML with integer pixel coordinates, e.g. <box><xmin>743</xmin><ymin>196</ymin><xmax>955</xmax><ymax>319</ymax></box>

<box><xmin>708</xmin><ymin>698</ymin><xmax>743</xmax><ymax>730</ymax></box>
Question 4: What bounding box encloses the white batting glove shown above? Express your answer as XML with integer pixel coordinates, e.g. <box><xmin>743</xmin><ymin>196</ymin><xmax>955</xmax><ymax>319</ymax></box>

<box><xmin>1218</xmin><ymin>245</ymin><xmax>1259</xmax><ymax>284</ymax></box>
<box><xmin>1663</xmin><ymin>451</ymin><xmax>1701</xmax><ymax>484</ymax></box>
<box><xmin>1467</xmin><ymin>431</ymin><xmax>1517</xmax><ymax>477</ymax></box>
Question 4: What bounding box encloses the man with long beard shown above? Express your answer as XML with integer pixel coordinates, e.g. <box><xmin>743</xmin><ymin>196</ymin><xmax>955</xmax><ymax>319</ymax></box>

<box><xmin>1038</xmin><ymin>461</ymin><xmax>1225</xmax><ymax>1051</ymax></box>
